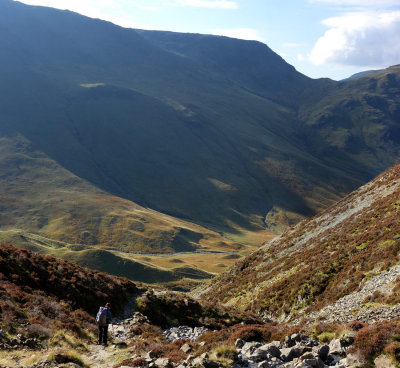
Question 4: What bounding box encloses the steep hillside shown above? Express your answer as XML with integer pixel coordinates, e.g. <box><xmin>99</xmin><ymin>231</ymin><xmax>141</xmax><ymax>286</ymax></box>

<box><xmin>0</xmin><ymin>0</ymin><xmax>393</xmax><ymax>238</ymax></box>
<box><xmin>198</xmin><ymin>164</ymin><xmax>400</xmax><ymax>323</ymax></box>
<box><xmin>0</xmin><ymin>243</ymin><xmax>138</xmax><ymax>339</ymax></box>
<box><xmin>0</xmin><ymin>1</ymin><xmax>399</xmax><ymax>261</ymax></box>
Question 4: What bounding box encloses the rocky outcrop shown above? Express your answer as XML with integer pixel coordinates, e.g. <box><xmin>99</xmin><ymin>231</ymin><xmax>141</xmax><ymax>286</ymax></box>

<box><xmin>163</xmin><ymin>326</ymin><xmax>210</xmax><ymax>342</ymax></box>
<box><xmin>298</xmin><ymin>264</ymin><xmax>400</xmax><ymax>325</ymax></box>
<box><xmin>233</xmin><ymin>332</ymin><xmax>362</xmax><ymax>368</ymax></box>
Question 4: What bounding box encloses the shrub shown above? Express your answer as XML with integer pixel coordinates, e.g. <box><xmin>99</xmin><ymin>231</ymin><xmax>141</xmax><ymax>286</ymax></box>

<box><xmin>26</xmin><ymin>324</ymin><xmax>51</xmax><ymax>339</ymax></box>
<box><xmin>114</xmin><ymin>357</ymin><xmax>148</xmax><ymax>367</ymax></box>
<box><xmin>384</xmin><ymin>341</ymin><xmax>400</xmax><ymax>362</ymax></box>
<box><xmin>213</xmin><ymin>344</ymin><xmax>237</xmax><ymax>360</ymax></box>
<box><xmin>351</xmin><ymin>321</ymin><xmax>400</xmax><ymax>366</ymax></box>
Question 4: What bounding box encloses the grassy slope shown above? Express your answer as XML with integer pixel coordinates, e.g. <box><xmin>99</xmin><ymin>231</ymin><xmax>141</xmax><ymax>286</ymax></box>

<box><xmin>0</xmin><ymin>135</ymin><xmax>245</xmax><ymax>283</ymax></box>
<box><xmin>0</xmin><ymin>0</ymin><xmax>379</xmax><ymax>238</ymax></box>
<box><xmin>199</xmin><ymin>164</ymin><xmax>400</xmax><ymax>320</ymax></box>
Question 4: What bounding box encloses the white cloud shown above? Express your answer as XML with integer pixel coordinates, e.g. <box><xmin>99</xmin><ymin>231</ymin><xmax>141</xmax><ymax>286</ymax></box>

<box><xmin>211</xmin><ymin>28</ymin><xmax>263</xmax><ymax>41</ymax></box>
<box><xmin>310</xmin><ymin>0</ymin><xmax>400</xmax><ymax>6</ymax></box>
<box><xmin>166</xmin><ymin>0</ymin><xmax>238</xmax><ymax>9</ymax></box>
<box><xmin>310</xmin><ymin>11</ymin><xmax>400</xmax><ymax>67</ymax></box>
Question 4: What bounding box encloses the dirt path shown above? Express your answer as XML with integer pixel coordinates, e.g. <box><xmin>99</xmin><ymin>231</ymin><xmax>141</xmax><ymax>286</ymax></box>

<box><xmin>83</xmin><ymin>297</ymin><xmax>139</xmax><ymax>368</ymax></box>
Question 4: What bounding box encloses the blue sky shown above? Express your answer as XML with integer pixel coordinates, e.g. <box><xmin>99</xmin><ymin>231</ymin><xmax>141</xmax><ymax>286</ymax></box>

<box><xmin>15</xmin><ymin>0</ymin><xmax>400</xmax><ymax>80</ymax></box>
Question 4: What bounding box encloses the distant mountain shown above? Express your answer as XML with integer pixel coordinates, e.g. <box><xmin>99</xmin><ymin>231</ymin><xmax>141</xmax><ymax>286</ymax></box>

<box><xmin>0</xmin><ymin>0</ymin><xmax>399</xmax><ymax>257</ymax></box>
<box><xmin>198</xmin><ymin>164</ymin><xmax>400</xmax><ymax>323</ymax></box>
<box><xmin>342</xmin><ymin>69</ymin><xmax>383</xmax><ymax>81</ymax></box>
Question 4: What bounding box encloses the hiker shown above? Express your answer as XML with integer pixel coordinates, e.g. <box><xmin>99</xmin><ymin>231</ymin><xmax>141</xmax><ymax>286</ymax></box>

<box><xmin>96</xmin><ymin>303</ymin><xmax>113</xmax><ymax>346</ymax></box>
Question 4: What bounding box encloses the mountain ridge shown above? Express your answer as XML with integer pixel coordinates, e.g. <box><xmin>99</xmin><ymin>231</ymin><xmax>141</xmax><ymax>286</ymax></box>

<box><xmin>0</xmin><ymin>0</ymin><xmax>399</xmax><ymax>265</ymax></box>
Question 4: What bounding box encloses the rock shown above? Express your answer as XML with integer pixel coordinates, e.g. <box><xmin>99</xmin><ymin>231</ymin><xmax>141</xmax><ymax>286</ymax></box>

<box><xmin>291</xmin><ymin>333</ymin><xmax>303</xmax><ymax>344</ymax></box>
<box><xmin>235</xmin><ymin>339</ymin><xmax>246</xmax><ymax>349</ymax></box>
<box><xmin>294</xmin><ymin>343</ymin><xmax>312</xmax><ymax>356</ymax></box>
<box><xmin>200</xmin><ymin>353</ymin><xmax>209</xmax><ymax>359</ymax></box>
<box><xmin>302</xmin><ymin>357</ymin><xmax>325</xmax><ymax>368</ymax></box>
<box><xmin>345</xmin><ymin>353</ymin><xmax>363</xmax><ymax>367</ymax></box>
<box><xmin>316</xmin><ymin>345</ymin><xmax>329</xmax><ymax>362</ymax></box>
<box><xmin>269</xmin><ymin>340</ymin><xmax>283</xmax><ymax>349</ymax></box>
<box><xmin>374</xmin><ymin>354</ymin><xmax>396</xmax><ymax>368</ymax></box>
<box><xmin>292</xmin><ymin>361</ymin><xmax>313</xmax><ymax>368</ymax></box>
<box><xmin>300</xmin><ymin>352</ymin><xmax>315</xmax><ymax>360</ymax></box>
<box><xmin>154</xmin><ymin>358</ymin><xmax>173</xmax><ymax>368</ymax></box>
<box><xmin>202</xmin><ymin>360</ymin><xmax>221</xmax><ymax>368</ymax></box>
<box><xmin>191</xmin><ymin>357</ymin><xmax>220</xmax><ymax>368</ymax></box>
<box><xmin>281</xmin><ymin>347</ymin><xmax>302</xmax><ymax>362</ymax></box>
<box><xmin>163</xmin><ymin>326</ymin><xmax>209</xmax><ymax>342</ymax></box>
<box><xmin>181</xmin><ymin>343</ymin><xmax>192</xmax><ymax>354</ymax></box>
<box><xmin>339</xmin><ymin>332</ymin><xmax>356</xmax><ymax>347</ymax></box>
<box><xmin>185</xmin><ymin>354</ymin><xmax>194</xmax><ymax>362</ymax></box>
<box><xmin>54</xmin><ymin>353</ymin><xmax>73</xmax><ymax>364</ymax></box>
<box><xmin>241</xmin><ymin>341</ymin><xmax>262</xmax><ymax>359</ymax></box>
<box><xmin>285</xmin><ymin>335</ymin><xmax>296</xmax><ymax>348</ymax></box>
<box><xmin>263</xmin><ymin>342</ymin><xmax>281</xmax><ymax>358</ymax></box>
<box><xmin>31</xmin><ymin>360</ymin><xmax>54</xmax><ymax>368</ymax></box>
<box><xmin>249</xmin><ymin>346</ymin><xmax>271</xmax><ymax>362</ymax></box>
<box><xmin>328</xmin><ymin>339</ymin><xmax>344</xmax><ymax>356</ymax></box>
<box><xmin>327</xmin><ymin>354</ymin><xmax>340</xmax><ymax>366</ymax></box>
<box><xmin>0</xmin><ymin>330</ymin><xmax>8</xmax><ymax>342</ymax></box>
<box><xmin>115</xmin><ymin>341</ymin><xmax>128</xmax><ymax>349</ymax></box>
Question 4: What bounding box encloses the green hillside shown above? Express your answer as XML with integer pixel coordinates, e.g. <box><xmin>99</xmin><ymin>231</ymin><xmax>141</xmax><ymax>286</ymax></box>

<box><xmin>0</xmin><ymin>0</ymin><xmax>399</xmax><ymax>254</ymax></box>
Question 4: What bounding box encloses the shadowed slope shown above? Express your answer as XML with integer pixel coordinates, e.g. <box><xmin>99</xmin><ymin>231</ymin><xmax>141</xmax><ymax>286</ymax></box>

<box><xmin>0</xmin><ymin>1</ymin><xmax>399</xmax><ymax>240</ymax></box>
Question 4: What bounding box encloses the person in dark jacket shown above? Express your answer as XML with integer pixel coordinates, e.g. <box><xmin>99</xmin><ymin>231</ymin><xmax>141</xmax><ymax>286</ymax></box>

<box><xmin>96</xmin><ymin>303</ymin><xmax>113</xmax><ymax>346</ymax></box>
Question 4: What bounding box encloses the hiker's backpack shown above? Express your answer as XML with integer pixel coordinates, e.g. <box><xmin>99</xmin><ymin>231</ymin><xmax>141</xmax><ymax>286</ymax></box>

<box><xmin>96</xmin><ymin>306</ymin><xmax>108</xmax><ymax>326</ymax></box>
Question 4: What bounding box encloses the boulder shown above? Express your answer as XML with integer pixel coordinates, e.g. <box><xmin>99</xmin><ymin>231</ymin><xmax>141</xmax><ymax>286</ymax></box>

<box><xmin>285</xmin><ymin>335</ymin><xmax>296</xmax><ymax>348</ymax></box>
<box><xmin>291</xmin><ymin>333</ymin><xmax>303</xmax><ymax>344</ymax></box>
<box><xmin>281</xmin><ymin>347</ymin><xmax>302</xmax><ymax>362</ymax></box>
<box><xmin>241</xmin><ymin>341</ymin><xmax>262</xmax><ymax>359</ymax></box>
<box><xmin>316</xmin><ymin>345</ymin><xmax>329</xmax><ymax>362</ymax></box>
<box><xmin>181</xmin><ymin>343</ymin><xmax>192</xmax><ymax>354</ymax></box>
<box><xmin>328</xmin><ymin>339</ymin><xmax>345</xmax><ymax>356</ymax></box>
<box><xmin>191</xmin><ymin>357</ymin><xmax>220</xmax><ymax>368</ymax></box>
<box><xmin>235</xmin><ymin>339</ymin><xmax>246</xmax><ymax>349</ymax></box>
<box><xmin>327</xmin><ymin>354</ymin><xmax>341</xmax><ymax>366</ymax></box>
<box><xmin>294</xmin><ymin>343</ymin><xmax>312</xmax><ymax>356</ymax></box>
<box><xmin>154</xmin><ymin>358</ymin><xmax>173</xmax><ymax>368</ymax></box>
<box><xmin>374</xmin><ymin>354</ymin><xmax>396</xmax><ymax>368</ymax></box>
<box><xmin>302</xmin><ymin>357</ymin><xmax>325</xmax><ymax>368</ymax></box>
<box><xmin>345</xmin><ymin>352</ymin><xmax>364</xmax><ymax>367</ymax></box>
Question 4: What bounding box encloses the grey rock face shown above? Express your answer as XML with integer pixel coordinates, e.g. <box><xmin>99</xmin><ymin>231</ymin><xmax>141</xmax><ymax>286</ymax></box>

<box><xmin>163</xmin><ymin>326</ymin><xmax>209</xmax><ymax>342</ymax></box>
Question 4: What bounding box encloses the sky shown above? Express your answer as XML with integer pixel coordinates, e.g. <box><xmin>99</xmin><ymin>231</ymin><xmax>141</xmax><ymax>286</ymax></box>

<box><xmin>14</xmin><ymin>0</ymin><xmax>400</xmax><ymax>80</ymax></box>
